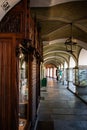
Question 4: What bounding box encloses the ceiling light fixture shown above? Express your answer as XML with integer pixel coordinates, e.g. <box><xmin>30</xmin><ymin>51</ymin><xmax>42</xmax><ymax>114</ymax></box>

<box><xmin>64</xmin><ymin>23</ymin><xmax>77</xmax><ymax>54</ymax></box>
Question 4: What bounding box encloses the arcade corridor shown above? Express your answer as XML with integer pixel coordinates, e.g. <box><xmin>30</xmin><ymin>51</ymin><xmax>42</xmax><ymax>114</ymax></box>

<box><xmin>35</xmin><ymin>78</ymin><xmax>87</xmax><ymax>130</ymax></box>
<box><xmin>1</xmin><ymin>1</ymin><xmax>87</xmax><ymax>129</ymax></box>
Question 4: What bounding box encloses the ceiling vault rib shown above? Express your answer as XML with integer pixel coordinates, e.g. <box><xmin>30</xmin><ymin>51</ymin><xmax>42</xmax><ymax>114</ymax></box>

<box><xmin>74</xmin><ymin>23</ymin><xmax>87</xmax><ymax>34</ymax></box>
<box><xmin>37</xmin><ymin>15</ymin><xmax>71</xmax><ymax>23</ymax></box>
<box><xmin>44</xmin><ymin>55</ymin><xmax>68</xmax><ymax>64</ymax></box>
<box><xmin>42</xmin><ymin>24</ymin><xmax>69</xmax><ymax>38</ymax></box>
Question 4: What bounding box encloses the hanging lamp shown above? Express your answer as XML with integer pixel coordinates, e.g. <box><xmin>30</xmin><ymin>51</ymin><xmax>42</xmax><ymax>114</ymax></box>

<box><xmin>64</xmin><ymin>23</ymin><xmax>77</xmax><ymax>53</ymax></box>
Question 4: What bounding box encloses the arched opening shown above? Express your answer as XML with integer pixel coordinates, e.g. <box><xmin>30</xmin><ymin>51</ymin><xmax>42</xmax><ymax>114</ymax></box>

<box><xmin>68</xmin><ymin>56</ymin><xmax>76</xmax><ymax>92</ymax></box>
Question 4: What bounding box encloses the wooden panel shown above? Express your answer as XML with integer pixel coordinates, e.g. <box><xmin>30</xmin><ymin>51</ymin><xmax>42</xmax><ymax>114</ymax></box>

<box><xmin>0</xmin><ymin>38</ymin><xmax>18</xmax><ymax>130</ymax></box>
<box><xmin>0</xmin><ymin>40</ymin><xmax>3</xmax><ymax>129</ymax></box>
<box><xmin>36</xmin><ymin>62</ymin><xmax>40</xmax><ymax>109</ymax></box>
<box><xmin>29</xmin><ymin>16</ymin><xmax>34</xmax><ymax>44</ymax></box>
<box><xmin>31</xmin><ymin>57</ymin><xmax>36</xmax><ymax>123</ymax></box>
<box><xmin>0</xmin><ymin>0</ymin><xmax>25</xmax><ymax>33</ymax></box>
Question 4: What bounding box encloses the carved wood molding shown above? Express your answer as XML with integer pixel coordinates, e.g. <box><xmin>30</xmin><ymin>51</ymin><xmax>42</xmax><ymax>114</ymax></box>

<box><xmin>0</xmin><ymin>12</ymin><xmax>22</xmax><ymax>33</ymax></box>
<box><xmin>16</xmin><ymin>38</ymin><xmax>43</xmax><ymax>63</ymax></box>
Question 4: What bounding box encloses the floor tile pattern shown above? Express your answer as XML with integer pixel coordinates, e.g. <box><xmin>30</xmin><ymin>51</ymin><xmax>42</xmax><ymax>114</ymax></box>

<box><xmin>36</xmin><ymin>78</ymin><xmax>87</xmax><ymax>130</ymax></box>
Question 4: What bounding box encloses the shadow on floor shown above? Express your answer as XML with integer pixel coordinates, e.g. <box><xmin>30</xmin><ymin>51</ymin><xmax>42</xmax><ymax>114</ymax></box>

<box><xmin>36</xmin><ymin>121</ymin><xmax>54</xmax><ymax>130</ymax></box>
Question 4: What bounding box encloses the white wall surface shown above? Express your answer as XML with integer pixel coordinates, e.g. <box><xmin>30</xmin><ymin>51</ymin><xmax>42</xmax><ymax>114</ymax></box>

<box><xmin>79</xmin><ymin>49</ymin><xmax>87</xmax><ymax>66</ymax></box>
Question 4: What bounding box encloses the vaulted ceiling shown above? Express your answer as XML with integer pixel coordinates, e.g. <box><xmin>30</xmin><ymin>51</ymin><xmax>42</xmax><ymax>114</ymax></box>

<box><xmin>30</xmin><ymin>0</ymin><xmax>87</xmax><ymax>67</ymax></box>
<box><xmin>0</xmin><ymin>0</ymin><xmax>87</xmax><ymax>67</ymax></box>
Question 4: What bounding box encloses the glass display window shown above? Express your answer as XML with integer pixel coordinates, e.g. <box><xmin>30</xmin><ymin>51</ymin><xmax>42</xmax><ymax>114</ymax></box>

<box><xmin>73</xmin><ymin>66</ymin><xmax>87</xmax><ymax>86</ymax></box>
<box><xmin>18</xmin><ymin>50</ymin><xmax>28</xmax><ymax>130</ymax></box>
<box><xmin>73</xmin><ymin>66</ymin><xmax>79</xmax><ymax>85</ymax></box>
<box><xmin>79</xmin><ymin>68</ymin><xmax>87</xmax><ymax>86</ymax></box>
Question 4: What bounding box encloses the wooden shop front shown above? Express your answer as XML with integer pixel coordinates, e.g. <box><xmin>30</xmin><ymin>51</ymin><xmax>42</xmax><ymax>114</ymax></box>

<box><xmin>0</xmin><ymin>0</ymin><xmax>42</xmax><ymax>130</ymax></box>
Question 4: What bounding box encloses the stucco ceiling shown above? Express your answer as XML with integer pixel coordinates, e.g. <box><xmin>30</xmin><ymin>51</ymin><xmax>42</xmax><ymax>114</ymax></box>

<box><xmin>0</xmin><ymin>0</ymin><xmax>87</xmax><ymax>67</ymax></box>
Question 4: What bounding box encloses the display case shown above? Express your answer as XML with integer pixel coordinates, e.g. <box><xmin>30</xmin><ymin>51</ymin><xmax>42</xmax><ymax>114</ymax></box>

<box><xmin>79</xmin><ymin>68</ymin><xmax>87</xmax><ymax>86</ymax></box>
<box><xmin>65</xmin><ymin>68</ymin><xmax>69</xmax><ymax>81</ymax></box>
<box><xmin>69</xmin><ymin>68</ymin><xmax>73</xmax><ymax>82</ymax></box>
<box><xmin>73</xmin><ymin>66</ymin><xmax>79</xmax><ymax>85</ymax></box>
<box><xmin>19</xmin><ymin>51</ymin><xmax>28</xmax><ymax>130</ymax></box>
<box><xmin>73</xmin><ymin>66</ymin><xmax>87</xmax><ymax>87</ymax></box>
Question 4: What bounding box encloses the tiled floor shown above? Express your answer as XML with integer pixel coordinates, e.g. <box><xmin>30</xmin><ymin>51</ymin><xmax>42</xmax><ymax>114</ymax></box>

<box><xmin>35</xmin><ymin>78</ymin><xmax>87</xmax><ymax>130</ymax></box>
